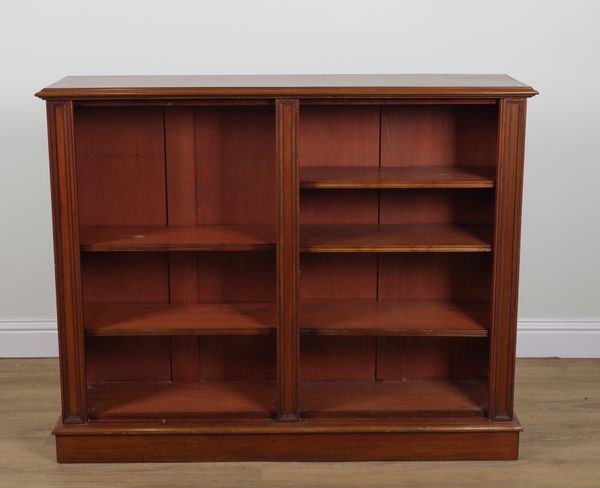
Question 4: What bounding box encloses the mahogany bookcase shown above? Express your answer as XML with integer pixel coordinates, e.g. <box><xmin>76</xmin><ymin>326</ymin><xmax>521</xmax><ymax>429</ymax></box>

<box><xmin>36</xmin><ymin>75</ymin><xmax>537</xmax><ymax>462</ymax></box>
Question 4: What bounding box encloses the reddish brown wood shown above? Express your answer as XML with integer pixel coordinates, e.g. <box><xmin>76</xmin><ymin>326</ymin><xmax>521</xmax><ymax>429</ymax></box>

<box><xmin>489</xmin><ymin>98</ymin><xmax>527</xmax><ymax>420</ymax></box>
<box><xmin>74</xmin><ymin>107</ymin><xmax>167</xmax><ymax>226</ymax></box>
<box><xmin>377</xmin><ymin>254</ymin><xmax>492</xmax><ymax>301</ymax></box>
<box><xmin>46</xmin><ymin>101</ymin><xmax>87</xmax><ymax>423</ymax></box>
<box><xmin>41</xmin><ymin>75</ymin><xmax>535</xmax><ymax>463</ymax></box>
<box><xmin>299</xmin><ymin>380</ymin><xmax>487</xmax><ymax>418</ymax></box>
<box><xmin>300</xmin><ymin>224</ymin><xmax>492</xmax><ymax>253</ymax></box>
<box><xmin>299</xmin><ymin>300</ymin><xmax>489</xmax><ymax>336</ymax></box>
<box><xmin>276</xmin><ymin>99</ymin><xmax>300</xmax><ymax>420</ymax></box>
<box><xmin>194</xmin><ymin>336</ymin><xmax>276</xmax><ymax>381</ymax></box>
<box><xmin>79</xmin><ymin>225</ymin><xmax>275</xmax><ymax>252</ymax></box>
<box><xmin>377</xmin><ymin>337</ymin><xmax>488</xmax><ymax>381</ymax></box>
<box><xmin>84</xmin><ymin>303</ymin><xmax>275</xmax><ymax>336</ymax></box>
<box><xmin>380</xmin><ymin>105</ymin><xmax>498</xmax><ymax>168</ymax></box>
<box><xmin>300</xmin><ymin>166</ymin><xmax>495</xmax><ymax>189</ymax></box>
<box><xmin>300</xmin><ymin>337</ymin><xmax>376</xmax><ymax>381</ymax></box>
<box><xmin>85</xmin><ymin>337</ymin><xmax>171</xmax><ymax>383</ymax></box>
<box><xmin>379</xmin><ymin>189</ymin><xmax>494</xmax><ymax>226</ymax></box>
<box><xmin>35</xmin><ymin>74</ymin><xmax>537</xmax><ymax>100</ymax></box>
<box><xmin>87</xmin><ymin>382</ymin><xmax>276</xmax><ymax>420</ymax></box>
<box><xmin>55</xmin><ymin>428</ymin><xmax>520</xmax><ymax>462</ymax></box>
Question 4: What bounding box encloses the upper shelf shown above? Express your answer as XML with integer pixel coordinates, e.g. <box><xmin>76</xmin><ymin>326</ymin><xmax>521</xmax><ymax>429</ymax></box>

<box><xmin>300</xmin><ymin>166</ymin><xmax>495</xmax><ymax>189</ymax></box>
<box><xmin>80</xmin><ymin>225</ymin><xmax>275</xmax><ymax>252</ymax></box>
<box><xmin>300</xmin><ymin>224</ymin><xmax>492</xmax><ymax>253</ymax></box>
<box><xmin>35</xmin><ymin>74</ymin><xmax>538</xmax><ymax>100</ymax></box>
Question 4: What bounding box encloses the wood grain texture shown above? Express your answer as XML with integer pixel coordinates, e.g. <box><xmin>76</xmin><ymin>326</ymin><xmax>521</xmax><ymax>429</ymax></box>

<box><xmin>79</xmin><ymin>225</ymin><xmax>275</xmax><ymax>251</ymax></box>
<box><xmin>276</xmin><ymin>99</ymin><xmax>300</xmax><ymax>420</ymax></box>
<box><xmin>300</xmin><ymin>166</ymin><xmax>495</xmax><ymax>189</ymax></box>
<box><xmin>46</xmin><ymin>101</ymin><xmax>87</xmax><ymax>423</ymax></box>
<box><xmin>74</xmin><ymin>107</ymin><xmax>166</xmax><ymax>226</ymax></box>
<box><xmin>377</xmin><ymin>254</ymin><xmax>492</xmax><ymax>301</ymax></box>
<box><xmin>299</xmin><ymin>380</ymin><xmax>487</xmax><ymax>418</ymax></box>
<box><xmin>300</xmin><ymin>337</ymin><xmax>376</xmax><ymax>381</ymax></box>
<box><xmin>87</xmin><ymin>382</ymin><xmax>276</xmax><ymax>420</ymax></box>
<box><xmin>489</xmin><ymin>98</ymin><xmax>527</xmax><ymax>420</ymax></box>
<box><xmin>84</xmin><ymin>303</ymin><xmax>276</xmax><ymax>336</ymax></box>
<box><xmin>299</xmin><ymin>300</ymin><xmax>489</xmax><ymax>336</ymax></box>
<box><xmin>380</xmin><ymin>105</ymin><xmax>498</xmax><ymax>168</ymax></box>
<box><xmin>377</xmin><ymin>337</ymin><xmax>488</xmax><ymax>381</ymax></box>
<box><xmin>300</xmin><ymin>224</ymin><xmax>492</xmax><ymax>252</ymax></box>
<box><xmin>85</xmin><ymin>337</ymin><xmax>171</xmax><ymax>383</ymax></box>
<box><xmin>35</xmin><ymin>74</ymin><xmax>538</xmax><ymax>99</ymax></box>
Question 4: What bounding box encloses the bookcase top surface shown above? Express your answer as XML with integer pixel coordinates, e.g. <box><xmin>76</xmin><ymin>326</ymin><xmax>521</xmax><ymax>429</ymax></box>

<box><xmin>36</xmin><ymin>74</ymin><xmax>537</xmax><ymax>100</ymax></box>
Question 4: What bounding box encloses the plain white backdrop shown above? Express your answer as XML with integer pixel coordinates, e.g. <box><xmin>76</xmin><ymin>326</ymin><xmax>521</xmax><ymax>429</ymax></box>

<box><xmin>1</xmin><ymin>0</ymin><xmax>599</xmax><ymax>356</ymax></box>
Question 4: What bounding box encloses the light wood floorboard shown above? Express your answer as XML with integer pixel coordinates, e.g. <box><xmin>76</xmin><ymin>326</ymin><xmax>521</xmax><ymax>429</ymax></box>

<box><xmin>0</xmin><ymin>358</ymin><xmax>598</xmax><ymax>487</ymax></box>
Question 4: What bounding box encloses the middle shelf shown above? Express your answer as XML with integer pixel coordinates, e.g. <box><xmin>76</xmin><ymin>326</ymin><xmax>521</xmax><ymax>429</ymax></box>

<box><xmin>80</xmin><ymin>224</ymin><xmax>492</xmax><ymax>253</ymax></box>
<box><xmin>83</xmin><ymin>300</ymin><xmax>489</xmax><ymax>337</ymax></box>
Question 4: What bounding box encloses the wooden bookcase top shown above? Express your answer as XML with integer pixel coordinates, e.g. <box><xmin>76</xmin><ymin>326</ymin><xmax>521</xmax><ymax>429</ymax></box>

<box><xmin>36</xmin><ymin>74</ymin><xmax>537</xmax><ymax>99</ymax></box>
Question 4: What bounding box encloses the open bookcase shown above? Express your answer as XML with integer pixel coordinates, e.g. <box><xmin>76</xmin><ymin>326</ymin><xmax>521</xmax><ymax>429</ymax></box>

<box><xmin>37</xmin><ymin>75</ymin><xmax>537</xmax><ymax>462</ymax></box>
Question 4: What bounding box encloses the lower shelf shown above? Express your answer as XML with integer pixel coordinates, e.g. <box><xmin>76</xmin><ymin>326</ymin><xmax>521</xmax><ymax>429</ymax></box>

<box><xmin>87</xmin><ymin>382</ymin><xmax>276</xmax><ymax>420</ymax></box>
<box><xmin>300</xmin><ymin>380</ymin><xmax>487</xmax><ymax>418</ymax></box>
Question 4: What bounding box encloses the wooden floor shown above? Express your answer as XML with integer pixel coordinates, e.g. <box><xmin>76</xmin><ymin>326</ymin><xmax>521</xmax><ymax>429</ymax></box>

<box><xmin>0</xmin><ymin>359</ymin><xmax>598</xmax><ymax>487</ymax></box>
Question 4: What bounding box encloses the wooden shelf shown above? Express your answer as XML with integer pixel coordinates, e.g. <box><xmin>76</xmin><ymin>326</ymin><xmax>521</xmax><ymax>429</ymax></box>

<box><xmin>88</xmin><ymin>382</ymin><xmax>276</xmax><ymax>420</ymax></box>
<box><xmin>300</xmin><ymin>380</ymin><xmax>487</xmax><ymax>418</ymax></box>
<box><xmin>80</xmin><ymin>225</ymin><xmax>275</xmax><ymax>252</ymax></box>
<box><xmin>300</xmin><ymin>166</ymin><xmax>495</xmax><ymax>189</ymax></box>
<box><xmin>300</xmin><ymin>224</ymin><xmax>492</xmax><ymax>253</ymax></box>
<box><xmin>299</xmin><ymin>300</ymin><xmax>489</xmax><ymax>337</ymax></box>
<box><xmin>84</xmin><ymin>303</ymin><xmax>276</xmax><ymax>336</ymax></box>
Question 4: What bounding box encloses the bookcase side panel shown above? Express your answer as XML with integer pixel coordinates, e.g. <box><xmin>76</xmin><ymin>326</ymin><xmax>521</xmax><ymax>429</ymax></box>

<box><xmin>489</xmin><ymin>98</ymin><xmax>527</xmax><ymax>419</ymax></box>
<box><xmin>46</xmin><ymin>101</ymin><xmax>87</xmax><ymax>423</ymax></box>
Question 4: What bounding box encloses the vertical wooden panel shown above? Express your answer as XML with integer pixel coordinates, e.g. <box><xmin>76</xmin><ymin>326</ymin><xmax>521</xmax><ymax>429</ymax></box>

<box><xmin>165</xmin><ymin>107</ymin><xmax>201</xmax><ymax>382</ymax></box>
<box><xmin>46</xmin><ymin>101</ymin><xmax>86</xmax><ymax>423</ymax></box>
<box><xmin>377</xmin><ymin>337</ymin><xmax>488</xmax><ymax>381</ymax></box>
<box><xmin>378</xmin><ymin>254</ymin><xmax>492</xmax><ymax>301</ymax></box>
<box><xmin>85</xmin><ymin>337</ymin><xmax>171</xmax><ymax>382</ymax></box>
<box><xmin>75</xmin><ymin>107</ymin><xmax>167</xmax><ymax>225</ymax></box>
<box><xmin>489</xmin><ymin>98</ymin><xmax>527</xmax><ymax>420</ymax></box>
<box><xmin>379</xmin><ymin>190</ymin><xmax>494</xmax><ymax>226</ymax></box>
<box><xmin>196</xmin><ymin>336</ymin><xmax>276</xmax><ymax>381</ymax></box>
<box><xmin>276</xmin><ymin>99</ymin><xmax>299</xmax><ymax>420</ymax></box>
<box><xmin>381</xmin><ymin>105</ymin><xmax>497</xmax><ymax>168</ymax></box>
<box><xmin>194</xmin><ymin>106</ymin><xmax>276</xmax><ymax>225</ymax></box>
<box><xmin>298</xmin><ymin>106</ymin><xmax>380</xmax><ymax>167</ymax></box>
<box><xmin>300</xmin><ymin>337</ymin><xmax>376</xmax><ymax>381</ymax></box>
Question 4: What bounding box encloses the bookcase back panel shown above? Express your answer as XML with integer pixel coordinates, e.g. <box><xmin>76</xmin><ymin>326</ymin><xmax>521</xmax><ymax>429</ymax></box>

<box><xmin>86</xmin><ymin>336</ymin><xmax>171</xmax><ymax>382</ymax></box>
<box><xmin>380</xmin><ymin>105</ymin><xmax>498</xmax><ymax>167</ymax></box>
<box><xmin>379</xmin><ymin>190</ymin><xmax>494</xmax><ymax>225</ymax></box>
<box><xmin>75</xmin><ymin>107</ymin><xmax>167</xmax><ymax>226</ymax></box>
<box><xmin>300</xmin><ymin>190</ymin><xmax>378</xmax><ymax>225</ymax></box>
<box><xmin>300</xmin><ymin>337</ymin><xmax>376</xmax><ymax>381</ymax></box>
<box><xmin>169</xmin><ymin>252</ymin><xmax>275</xmax><ymax>303</ymax></box>
<box><xmin>170</xmin><ymin>336</ymin><xmax>276</xmax><ymax>382</ymax></box>
<box><xmin>299</xmin><ymin>106</ymin><xmax>380</xmax><ymax>167</ymax></box>
<box><xmin>378</xmin><ymin>254</ymin><xmax>492</xmax><ymax>301</ymax></box>
<box><xmin>377</xmin><ymin>337</ymin><xmax>488</xmax><ymax>381</ymax></box>
<box><xmin>165</xmin><ymin>106</ymin><xmax>276</xmax><ymax>225</ymax></box>
<box><xmin>300</xmin><ymin>254</ymin><xmax>377</xmax><ymax>299</ymax></box>
<box><xmin>81</xmin><ymin>253</ymin><xmax>170</xmax><ymax>303</ymax></box>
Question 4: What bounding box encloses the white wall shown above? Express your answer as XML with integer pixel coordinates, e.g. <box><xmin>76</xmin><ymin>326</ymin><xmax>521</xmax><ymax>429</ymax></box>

<box><xmin>1</xmin><ymin>0</ymin><xmax>599</xmax><ymax>357</ymax></box>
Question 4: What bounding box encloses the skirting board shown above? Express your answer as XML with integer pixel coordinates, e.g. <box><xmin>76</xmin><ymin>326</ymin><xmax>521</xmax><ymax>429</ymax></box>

<box><xmin>0</xmin><ymin>318</ymin><xmax>599</xmax><ymax>358</ymax></box>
